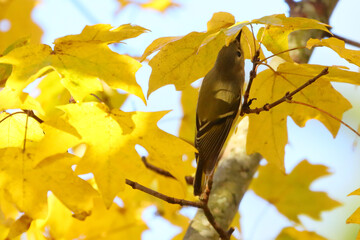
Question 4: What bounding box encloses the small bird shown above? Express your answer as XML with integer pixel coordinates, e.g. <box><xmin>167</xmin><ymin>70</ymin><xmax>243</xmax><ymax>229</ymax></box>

<box><xmin>194</xmin><ymin>31</ymin><xmax>245</xmax><ymax>196</ymax></box>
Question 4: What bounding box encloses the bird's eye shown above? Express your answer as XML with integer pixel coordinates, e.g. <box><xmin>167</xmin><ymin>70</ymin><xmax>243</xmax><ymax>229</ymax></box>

<box><xmin>236</xmin><ymin>51</ymin><xmax>241</xmax><ymax>57</ymax></box>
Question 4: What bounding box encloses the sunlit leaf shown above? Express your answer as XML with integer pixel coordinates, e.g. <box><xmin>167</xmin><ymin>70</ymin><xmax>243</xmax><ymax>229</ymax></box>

<box><xmin>247</xmin><ymin>63</ymin><xmax>351</xmax><ymax>169</ymax></box>
<box><xmin>307</xmin><ymin>37</ymin><xmax>360</xmax><ymax>67</ymax></box>
<box><xmin>0</xmin><ymin>148</ymin><xmax>98</xmax><ymax>219</ymax></box>
<box><xmin>251</xmin><ymin>160</ymin><xmax>341</xmax><ymax>222</ymax></box>
<box><xmin>276</xmin><ymin>227</ymin><xmax>326</xmax><ymax>240</ymax></box>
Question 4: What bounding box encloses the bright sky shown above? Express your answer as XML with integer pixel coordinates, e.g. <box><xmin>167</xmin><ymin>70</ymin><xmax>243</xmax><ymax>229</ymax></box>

<box><xmin>32</xmin><ymin>0</ymin><xmax>360</xmax><ymax>239</ymax></box>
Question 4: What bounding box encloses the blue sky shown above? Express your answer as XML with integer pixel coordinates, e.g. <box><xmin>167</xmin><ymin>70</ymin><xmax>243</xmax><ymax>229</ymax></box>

<box><xmin>30</xmin><ymin>0</ymin><xmax>360</xmax><ymax>239</ymax></box>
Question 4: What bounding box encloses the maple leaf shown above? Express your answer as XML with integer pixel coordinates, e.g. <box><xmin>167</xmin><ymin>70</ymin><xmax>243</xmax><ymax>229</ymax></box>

<box><xmin>254</xmin><ymin>14</ymin><xmax>330</xmax><ymax>62</ymax></box>
<box><xmin>178</xmin><ymin>86</ymin><xmax>198</xmax><ymax>144</ymax></box>
<box><xmin>145</xmin><ymin>13</ymin><xmax>329</xmax><ymax>97</ymax></box>
<box><xmin>35</xmin><ymin>71</ymin><xmax>71</xmax><ymax>117</ymax></box>
<box><xmin>347</xmin><ymin>188</ymin><xmax>360</xmax><ymax>225</ymax></box>
<box><xmin>251</xmin><ymin>160</ymin><xmax>341</xmax><ymax>223</ymax></box>
<box><xmin>27</xmin><ymin>194</ymin><xmax>147</xmax><ymax>240</ymax></box>
<box><xmin>145</xmin><ymin>12</ymin><xmax>238</xmax><ymax>97</ymax></box>
<box><xmin>307</xmin><ymin>37</ymin><xmax>360</xmax><ymax>67</ymax></box>
<box><xmin>141</xmin><ymin>0</ymin><xmax>179</xmax><ymax>12</ymax></box>
<box><xmin>0</xmin><ymin>112</ymin><xmax>44</xmax><ymax>149</ymax></box>
<box><xmin>6</xmin><ymin>214</ymin><xmax>32</xmax><ymax>239</ymax></box>
<box><xmin>0</xmin><ymin>0</ymin><xmax>42</xmax><ymax>52</ymax></box>
<box><xmin>0</xmin><ymin>24</ymin><xmax>148</xmax><ymax>102</ymax></box>
<box><xmin>247</xmin><ymin>63</ymin><xmax>352</xmax><ymax>169</ymax></box>
<box><xmin>0</xmin><ymin>148</ymin><xmax>98</xmax><ymax>220</ymax></box>
<box><xmin>0</xmin><ymin>87</ymin><xmax>45</xmax><ymax>114</ymax></box>
<box><xmin>117</xmin><ymin>0</ymin><xmax>178</xmax><ymax>12</ymax></box>
<box><xmin>59</xmin><ymin>102</ymin><xmax>195</xmax><ymax>207</ymax></box>
<box><xmin>276</xmin><ymin>227</ymin><xmax>326</xmax><ymax>240</ymax></box>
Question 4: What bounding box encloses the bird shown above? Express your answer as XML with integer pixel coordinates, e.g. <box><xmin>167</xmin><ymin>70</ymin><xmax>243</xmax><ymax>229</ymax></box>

<box><xmin>194</xmin><ymin>30</ymin><xmax>245</xmax><ymax>197</ymax></box>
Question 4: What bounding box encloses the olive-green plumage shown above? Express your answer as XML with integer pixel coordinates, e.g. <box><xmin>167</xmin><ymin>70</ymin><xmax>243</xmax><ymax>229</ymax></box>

<box><xmin>194</xmin><ymin>31</ymin><xmax>245</xmax><ymax>196</ymax></box>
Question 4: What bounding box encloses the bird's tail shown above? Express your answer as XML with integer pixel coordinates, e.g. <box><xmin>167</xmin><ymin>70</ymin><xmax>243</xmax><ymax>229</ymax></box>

<box><xmin>193</xmin><ymin>153</ymin><xmax>204</xmax><ymax>196</ymax></box>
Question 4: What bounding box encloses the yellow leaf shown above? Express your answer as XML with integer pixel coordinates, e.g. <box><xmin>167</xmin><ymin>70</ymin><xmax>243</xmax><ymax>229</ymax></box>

<box><xmin>0</xmin><ymin>112</ymin><xmax>44</xmax><ymax>149</ymax></box>
<box><xmin>140</xmin><ymin>36</ymin><xmax>182</xmax><ymax>62</ymax></box>
<box><xmin>0</xmin><ymin>44</ymin><xmax>53</xmax><ymax>91</ymax></box>
<box><xmin>230</xmin><ymin>211</ymin><xmax>241</xmax><ymax>239</ymax></box>
<box><xmin>28</xmin><ymin>194</ymin><xmax>147</xmax><ymax>240</ymax></box>
<box><xmin>0</xmin><ymin>63</ymin><xmax>11</xmax><ymax>86</ymax></box>
<box><xmin>240</xmin><ymin>26</ymin><xmax>266</xmax><ymax>61</ymax></box>
<box><xmin>53</xmin><ymin>40</ymin><xmax>143</xmax><ymax>102</ymax></box>
<box><xmin>56</xmin><ymin>23</ymin><xmax>149</xmax><ymax>44</ymax></box>
<box><xmin>247</xmin><ymin>63</ymin><xmax>352</xmax><ymax>169</ymax></box>
<box><xmin>276</xmin><ymin>63</ymin><xmax>360</xmax><ymax>85</ymax></box>
<box><xmin>30</xmin><ymin>117</ymin><xmax>81</xmax><ymax>166</ymax></box>
<box><xmin>0</xmin><ymin>24</ymin><xmax>146</xmax><ymax>102</ymax></box>
<box><xmin>141</xmin><ymin>0</ymin><xmax>179</xmax><ymax>12</ymax></box>
<box><xmin>36</xmin><ymin>71</ymin><xmax>71</xmax><ymax>117</ymax></box>
<box><xmin>253</xmin><ymin>14</ymin><xmax>330</xmax><ymax>32</ymax></box>
<box><xmin>83</xmin><ymin>81</ymin><xmax>128</xmax><ymax>109</ymax></box>
<box><xmin>347</xmin><ymin>207</ymin><xmax>360</xmax><ymax>224</ymax></box>
<box><xmin>251</xmin><ymin>160</ymin><xmax>341</xmax><ymax>223</ymax></box>
<box><xmin>179</xmin><ymin>86</ymin><xmax>198</xmax><ymax>144</ymax></box>
<box><xmin>349</xmin><ymin>188</ymin><xmax>360</xmax><ymax>196</ymax></box>
<box><xmin>0</xmin><ymin>0</ymin><xmax>42</xmax><ymax>52</ymax></box>
<box><xmin>254</xmin><ymin>14</ymin><xmax>330</xmax><ymax>61</ymax></box>
<box><xmin>207</xmin><ymin>12</ymin><xmax>235</xmax><ymax>32</ymax></box>
<box><xmin>0</xmin><ymin>148</ymin><xmax>98</xmax><ymax>219</ymax></box>
<box><xmin>276</xmin><ymin>227</ymin><xmax>326</xmax><ymax>240</ymax></box>
<box><xmin>7</xmin><ymin>214</ymin><xmax>32</xmax><ymax>239</ymax></box>
<box><xmin>59</xmin><ymin>103</ymin><xmax>195</xmax><ymax>207</ymax></box>
<box><xmin>307</xmin><ymin>37</ymin><xmax>360</xmax><ymax>67</ymax></box>
<box><xmin>257</xmin><ymin>26</ymin><xmax>293</xmax><ymax>62</ymax></box>
<box><xmin>147</xmin><ymin>31</ymin><xmax>226</xmax><ymax>96</ymax></box>
<box><xmin>0</xmin><ymin>38</ymin><xmax>30</xmax><ymax>87</ymax></box>
<box><xmin>0</xmin><ymin>87</ymin><xmax>45</xmax><ymax>114</ymax></box>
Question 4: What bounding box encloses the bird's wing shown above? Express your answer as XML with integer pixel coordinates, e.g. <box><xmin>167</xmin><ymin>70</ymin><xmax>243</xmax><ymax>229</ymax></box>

<box><xmin>196</xmin><ymin>112</ymin><xmax>236</xmax><ymax>174</ymax></box>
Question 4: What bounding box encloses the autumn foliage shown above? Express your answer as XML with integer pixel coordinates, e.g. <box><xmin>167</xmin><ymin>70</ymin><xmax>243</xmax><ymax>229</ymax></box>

<box><xmin>0</xmin><ymin>1</ymin><xmax>360</xmax><ymax>239</ymax></box>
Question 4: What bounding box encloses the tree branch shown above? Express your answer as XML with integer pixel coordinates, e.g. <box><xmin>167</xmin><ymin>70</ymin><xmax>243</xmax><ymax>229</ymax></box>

<box><xmin>141</xmin><ymin>156</ymin><xmax>176</xmax><ymax>179</ymax></box>
<box><xmin>243</xmin><ymin>67</ymin><xmax>329</xmax><ymax>115</ymax></box>
<box><xmin>125</xmin><ymin>179</ymin><xmax>201</xmax><ymax>208</ymax></box>
<box><xmin>125</xmin><ymin>178</ymin><xmax>231</xmax><ymax>239</ymax></box>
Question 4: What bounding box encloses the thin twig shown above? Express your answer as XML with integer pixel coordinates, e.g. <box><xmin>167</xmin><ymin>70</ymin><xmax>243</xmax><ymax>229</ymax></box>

<box><xmin>240</xmin><ymin>49</ymin><xmax>260</xmax><ymax>116</ymax></box>
<box><xmin>125</xmin><ymin>179</ymin><xmax>202</xmax><ymax>208</ymax></box>
<box><xmin>125</xmin><ymin>178</ymin><xmax>232</xmax><ymax>239</ymax></box>
<box><xmin>259</xmin><ymin>46</ymin><xmax>307</xmax><ymax>64</ymax></box>
<box><xmin>288</xmin><ymin>100</ymin><xmax>360</xmax><ymax>137</ymax></box>
<box><xmin>141</xmin><ymin>156</ymin><xmax>176</xmax><ymax>179</ymax></box>
<box><xmin>203</xmin><ymin>204</ymin><xmax>231</xmax><ymax>240</ymax></box>
<box><xmin>243</xmin><ymin>67</ymin><xmax>329</xmax><ymax>115</ymax></box>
